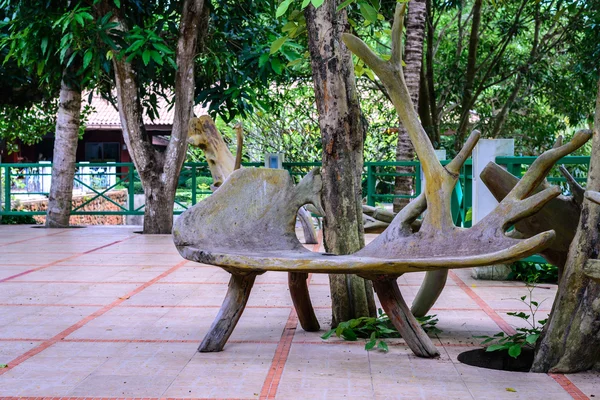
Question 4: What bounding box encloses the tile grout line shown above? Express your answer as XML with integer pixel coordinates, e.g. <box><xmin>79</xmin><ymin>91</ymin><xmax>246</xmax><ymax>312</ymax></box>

<box><xmin>0</xmin><ymin>337</ymin><xmax>476</xmax><ymax>347</ymax></box>
<box><xmin>0</xmin><ymin>258</ymin><xmax>188</xmax><ymax>376</ymax></box>
<box><xmin>0</xmin><ymin>235</ymin><xmax>138</xmax><ymax>283</ymax></box>
<box><xmin>439</xmin><ymin>343</ymin><xmax>477</xmax><ymax>400</ymax></box>
<box><xmin>548</xmin><ymin>373</ymin><xmax>590</xmax><ymax>400</ymax></box>
<box><xmin>448</xmin><ymin>270</ymin><xmax>517</xmax><ymax>335</ymax></box>
<box><xmin>0</xmin><ymin>397</ymin><xmax>253</xmax><ymax>400</ymax></box>
<box><xmin>0</xmin><ymin>229</ymin><xmax>67</xmax><ymax>248</ymax></box>
<box><xmin>449</xmin><ymin>270</ymin><xmax>589</xmax><ymax>400</ymax></box>
<box><xmin>0</xmin><ymin>302</ymin><xmax>553</xmax><ymax>313</ymax></box>
<box><xmin>259</xmin><ymin>232</ymin><xmax>322</xmax><ymax>400</ymax></box>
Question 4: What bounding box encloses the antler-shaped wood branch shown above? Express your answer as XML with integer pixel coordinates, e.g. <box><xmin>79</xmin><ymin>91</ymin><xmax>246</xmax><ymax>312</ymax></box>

<box><xmin>343</xmin><ymin>4</ymin><xmax>478</xmax><ymax>232</ymax></box>
<box><xmin>343</xmin><ymin>5</ymin><xmax>592</xmax><ymax>259</ymax></box>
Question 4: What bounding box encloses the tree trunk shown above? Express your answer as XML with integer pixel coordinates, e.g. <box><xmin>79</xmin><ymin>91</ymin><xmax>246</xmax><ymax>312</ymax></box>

<box><xmin>393</xmin><ymin>0</ymin><xmax>426</xmax><ymax>213</ymax></box>
<box><xmin>45</xmin><ymin>72</ymin><xmax>81</xmax><ymax>228</ymax></box>
<box><xmin>107</xmin><ymin>0</ymin><xmax>205</xmax><ymax>234</ymax></box>
<box><xmin>489</xmin><ymin>74</ymin><xmax>523</xmax><ymax>138</ymax></box>
<box><xmin>143</xmin><ymin>182</ymin><xmax>176</xmax><ymax>234</ymax></box>
<box><xmin>531</xmin><ymin>77</ymin><xmax>600</xmax><ymax>373</ymax></box>
<box><xmin>454</xmin><ymin>0</ymin><xmax>482</xmax><ymax>152</ymax></box>
<box><xmin>305</xmin><ymin>0</ymin><xmax>376</xmax><ymax>327</ymax></box>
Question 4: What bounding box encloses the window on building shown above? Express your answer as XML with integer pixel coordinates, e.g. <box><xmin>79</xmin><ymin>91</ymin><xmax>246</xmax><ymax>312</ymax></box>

<box><xmin>85</xmin><ymin>142</ymin><xmax>120</xmax><ymax>162</ymax></box>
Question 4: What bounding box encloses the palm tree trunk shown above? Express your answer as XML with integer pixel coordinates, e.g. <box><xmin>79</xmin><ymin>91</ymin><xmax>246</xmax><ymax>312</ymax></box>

<box><xmin>393</xmin><ymin>0</ymin><xmax>426</xmax><ymax>212</ymax></box>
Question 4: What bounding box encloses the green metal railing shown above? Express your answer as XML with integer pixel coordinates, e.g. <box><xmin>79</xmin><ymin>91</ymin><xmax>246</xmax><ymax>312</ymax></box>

<box><xmin>0</xmin><ymin>161</ymin><xmax>434</xmax><ymax>217</ymax></box>
<box><xmin>496</xmin><ymin>155</ymin><xmax>590</xmax><ymax>186</ymax></box>
<box><xmin>0</xmin><ymin>156</ymin><xmax>589</xmax><ymax>222</ymax></box>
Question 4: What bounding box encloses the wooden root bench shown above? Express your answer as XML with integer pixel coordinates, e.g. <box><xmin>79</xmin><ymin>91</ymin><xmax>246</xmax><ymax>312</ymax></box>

<box><xmin>172</xmin><ymin>128</ymin><xmax>589</xmax><ymax>358</ymax></box>
<box><xmin>172</xmin><ymin>3</ymin><xmax>592</xmax><ymax>359</ymax></box>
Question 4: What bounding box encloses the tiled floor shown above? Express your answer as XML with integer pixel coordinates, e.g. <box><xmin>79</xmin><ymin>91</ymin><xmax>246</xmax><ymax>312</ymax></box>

<box><xmin>0</xmin><ymin>225</ymin><xmax>597</xmax><ymax>399</ymax></box>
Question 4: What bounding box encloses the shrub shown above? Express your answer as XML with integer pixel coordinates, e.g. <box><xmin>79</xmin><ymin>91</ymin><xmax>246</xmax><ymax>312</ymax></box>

<box><xmin>185</xmin><ymin>176</ymin><xmax>213</xmax><ymax>189</ymax></box>
<box><xmin>0</xmin><ymin>213</ymin><xmax>38</xmax><ymax>225</ymax></box>
<box><xmin>508</xmin><ymin>261</ymin><xmax>558</xmax><ymax>284</ymax></box>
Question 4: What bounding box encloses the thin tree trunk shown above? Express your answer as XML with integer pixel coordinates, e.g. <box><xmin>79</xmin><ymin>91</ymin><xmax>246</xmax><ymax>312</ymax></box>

<box><xmin>531</xmin><ymin>76</ymin><xmax>600</xmax><ymax>373</ymax></box>
<box><xmin>489</xmin><ymin>74</ymin><xmax>523</xmax><ymax>138</ymax></box>
<box><xmin>425</xmin><ymin>0</ymin><xmax>440</xmax><ymax>145</ymax></box>
<box><xmin>107</xmin><ymin>0</ymin><xmax>205</xmax><ymax>234</ymax></box>
<box><xmin>305</xmin><ymin>0</ymin><xmax>376</xmax><ymax>327</ymax></box>
<box><xmin>454</xmin><ymin>0</ymin><xmax>482</xmax><ymax>152</ymax></box>
<box><xmin>393</xmin><ymin>0</ymin><xmax>426</xmax><ymax>213</ymax></box>
<box><xmin>45</xmin><ymin>71</ymin><xmax>81</xmax><ymax>228</ymax></box>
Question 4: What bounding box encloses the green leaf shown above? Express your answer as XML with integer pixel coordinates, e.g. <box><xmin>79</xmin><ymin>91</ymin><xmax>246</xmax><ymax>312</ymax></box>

<box><xmin>74</xmin><ymin>13</ymin><xmax>84</xmax><ymax>27</ymax></box>
<box><xmin>41</xmin><ymin>37</ymin><xmax>48</xmax><ymax>55</ymax></box>
<box><xmin>359</xmin><ymin>2</ymin><xmax>378</xmax><ymax>23</ymax></box>
<box><xmin>152</xmin><ymin>42</ymin><xmax>173</xmax><ymax>54</ymax></box>
<box><xmin>150</xmin><ymin>51</ymin><xmax>163</xmax><ymax>65</ymax></box>
<box><xmin>270</xmin><ymin>36</ymin><xmax>288</xmax><ymax>55</ymax></box>
<box><xmin>365</xmin><ymin>339</ymin><xmax>376</xmax><ymax>350</ymax></box>
<box><xmin>0</xmin><ymin>364</ymin><xmax>7</xmax><ymax>368</ymax></box>
<box><xmin>508</xmin><ymin>344</ymin><xmax>522</xmax><ymax>358</ymax></box>
<box><xmin>486</xmin><ymin>344</ymin><xmax>509</xmax><ymax>352</ymax></box>
<box><xmin>126</xmin><ymin>40</ymin><xmax>146</xmax><ymax>54</ymax></box>
<box><xmin>286</xmin><ymin>58</ymin><xmax>302</xmax><ymax>67</ymax></box>
<box><xmin>142</xmin><ymin>49</ymin><xmax>151</xmax><ymax>66</ymax></box>
<box><xmin>259</xmin><ymin>53</ymin><xmax>270</xmax><ymax>68</ymax></box>
<box><xmin>343</xmin><ymin>328</ymin><xmax>358</xmax><ymax>341</ymax></box>
<box><xmin>66</xmin><ymin>51</ymin><xmax>77</xmax><ymax>68</ymax></box>
<box><xmin>276</xmin><ymin>0</ymin><xmax>293</xmax><ymax>17</ymax></box>
<box><xmin>525</xmin><ymin>334</ymin><xmax>539</xmax><ymax>344</ymax></box>
<box><xmin>83</xmin><ymin>49</ymin><xmax>92</xmax><ymax>69</ymax></box>
<box><xmin>311</xmin><ymin>0</ymin><xmax>325</xmax><ymax>7</ymax></box>
<box><xmin>114</xmin><ymin>0</ymin><xmax>121</xmax><ymax>7</ymax></box>
<box><xmin>321</xmin><ymin>329</ymin><xmax>335</xmax><ymax>340</ymax></box>
<box><xmin>337</xmin><ymin>0</ymin><xmax>355</xmax><ymax>11</ymax></box>
<box><xmin>281</xmin><ymin>22</ymin><xmax>297</xmax><ymax>33</ymax></box>
<box><xmin>301</xmin><ymin>0</ymin><xmax>311</xmax><ymax>8</ymax></box>
<box><xmin>377</xmin><ymin>340</ymin><xmax>389</xmax><ymax>352</ymax></box>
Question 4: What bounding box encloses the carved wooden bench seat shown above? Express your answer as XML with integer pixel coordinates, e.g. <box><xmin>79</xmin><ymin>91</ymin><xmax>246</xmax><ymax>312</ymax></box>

<box><xmin>172</xmin><ymin>3</ymin><xmax>592</xmax><ymax>359</ymax></box>
<box><xmin>173</xmin><ymin>127</ymin><xmax>588</xmax><ymax>359</ymax></box>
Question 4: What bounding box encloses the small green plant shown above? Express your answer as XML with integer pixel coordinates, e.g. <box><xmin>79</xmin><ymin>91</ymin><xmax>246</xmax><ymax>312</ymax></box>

<box><xmin>475</xmin><ymin>284</ymin><xmax>547</xmax><ymax>358</ymax></box>
<box><xmin>321</xmin><ymin>309</ymin><xmax>441</xmax><ymax>352</ymax></box>
<box><xmin>0</xmin><ymin>211</ymin><xmax>38</xmax><ymax>225</ymax></box>
<box><xmin>508</xmin><ymin>260</ymin><xmax>558</xmax><ymax>283</ymax></box>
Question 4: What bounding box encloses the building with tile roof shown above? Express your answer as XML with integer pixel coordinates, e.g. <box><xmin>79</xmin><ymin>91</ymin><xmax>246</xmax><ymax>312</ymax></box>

<box><xmin>2</xmin><ymin>95</ymin><xmax>208</xmax><ymax>163</ymax></box>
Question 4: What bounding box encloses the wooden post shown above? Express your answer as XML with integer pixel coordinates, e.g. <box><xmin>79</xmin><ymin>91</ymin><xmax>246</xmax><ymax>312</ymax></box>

<box><xmin>288</xmin><ymin>272</ymin><xmax>320</xmax><ymax>331</ymax></box>
<box><xmin>372</xmin><ymin>277</ymin><xmax>439</xmax><ymax>358</ymax></box>
<box><xmin>199</xmin><ymin>272</ymin><xmax>258</xmax><ymax>352</ymax></box>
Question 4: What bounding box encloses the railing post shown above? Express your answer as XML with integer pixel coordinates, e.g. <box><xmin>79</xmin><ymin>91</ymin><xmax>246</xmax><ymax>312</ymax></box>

<box><xmin>415</xmin><ymin>162</ymin><xmax>422</xmax><ymax>196</ymax></box>
<box><xmin>192</xmin><ymin>165</ymin><xmax>197</xmax><ymax>205</ymax></box>
<box><xmin>366</xmin><ymin>163</ymin><xmax>376</xmax><ymax>206</ymax></box>
<box><xmin>128</xmin><ymin>166</ymin><xmax>134</xmax><ymax>214</ymax></box>
<box><xmin>4</xmin><ymin>166</ymin><xmax>11</xmax><ymax>213</ymax></box>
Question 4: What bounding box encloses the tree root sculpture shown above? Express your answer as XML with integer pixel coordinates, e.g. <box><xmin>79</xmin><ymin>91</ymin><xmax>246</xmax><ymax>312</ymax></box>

<box><xmin>173</xmin><ymin>4</ymin><xmax>591</xmax><ymax>358</ymax></box>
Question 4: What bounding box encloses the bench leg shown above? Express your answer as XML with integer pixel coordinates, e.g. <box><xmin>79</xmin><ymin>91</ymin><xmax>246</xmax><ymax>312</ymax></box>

<box><xmin>288</xmin><ymin>272</ymin><xmax>320</xmax><ymax>331</ymax></box>
<box><xmin>199</xmin><ymin>272</ymin><xmax>257</xmax><ymax>352</ymax></box>
<box><xmin>372</xmin><ymin>277</ymin><xmax>440</xmax><ymax>358</ymax></box>
<box><xmin>410</xmin><ymin>270</ymin><xmax>448</xmax><ymax>317</ymax></box>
